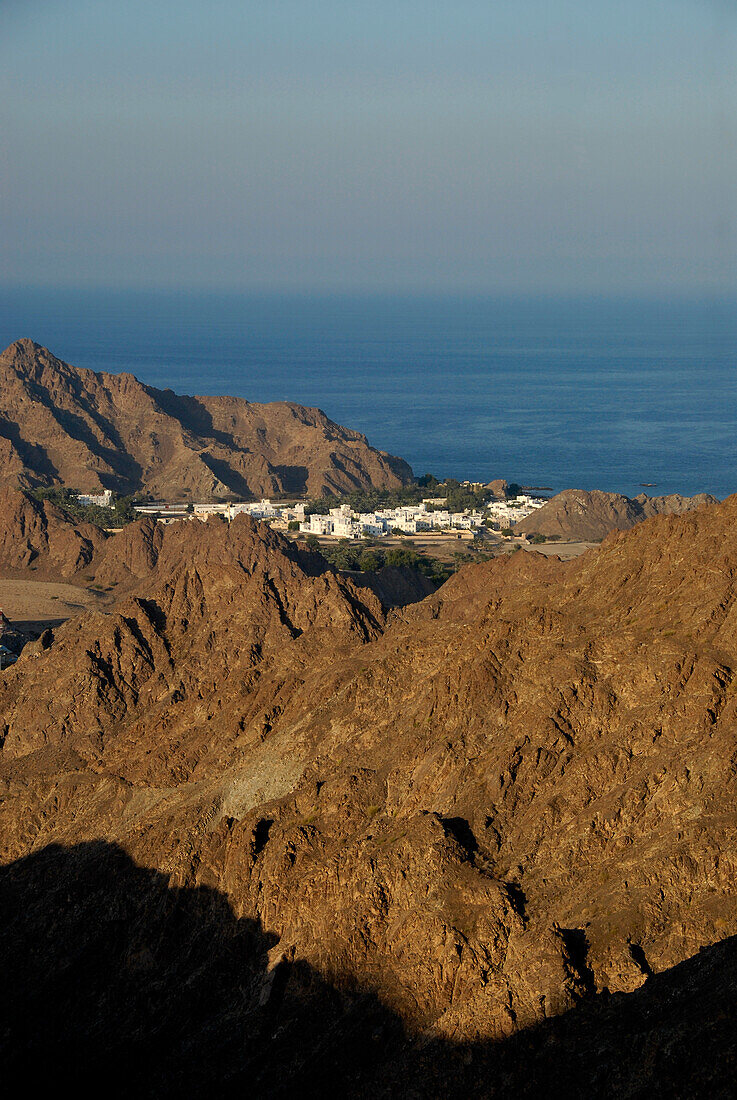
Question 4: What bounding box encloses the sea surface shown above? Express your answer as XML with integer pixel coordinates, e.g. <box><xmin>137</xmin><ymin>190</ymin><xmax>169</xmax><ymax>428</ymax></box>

<box><xmin>0</xmin><ymin>288</ymin><xmax>735</xmax><ymax>500</ymax></box>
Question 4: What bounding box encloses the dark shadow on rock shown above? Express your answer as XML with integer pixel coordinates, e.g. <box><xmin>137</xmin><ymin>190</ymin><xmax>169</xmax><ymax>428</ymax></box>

<box><xmin>344</xmin><ymin>565</ymin><xmax>437</xmax><ymax>608</ymax></box>
<box><xmin>0</xmin><ymin>840</ymin><xmax>402</xmax><ymax>1099</ymax></box>
<box><xmin>4</xmin><ymin>619</ymin><xmax>68</xmax><ymax>638</ymax></box>
<box><xmin>272</xmin><ymin>464</ymin><xmax>309</xmax><ymax>495</ymax></box>
<box><xmin>149</xmin><ymin>388</ymin><xmax>236</xmax><ymax>449</ymax></box>
<box><xmin>199</xmin><ymin>452</ymin><xmax>256</xmax><ymax>498</ymax></box>
<box><xmin>2</xmin><ymin>840</ymin><xmax>737</xmax><ymax>1099</ymax></box>
<box><xmin>0</xmin><ymin>414</ymin><xmax>60</xmax><ymax>481</ymax></box>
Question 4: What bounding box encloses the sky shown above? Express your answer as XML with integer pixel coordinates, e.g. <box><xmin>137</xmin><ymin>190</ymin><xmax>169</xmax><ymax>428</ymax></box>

<box><xmin>1</xmin><ymin>0</ymin><xmax>735</xmax><ymax>296</ymax></box>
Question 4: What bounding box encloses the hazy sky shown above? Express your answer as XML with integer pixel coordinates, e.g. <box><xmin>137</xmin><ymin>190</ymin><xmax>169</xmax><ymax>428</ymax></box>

<box><xmin>1</xmin><ymin>0</ymin><xmax>735</xmax><ymax>295</ymax></box>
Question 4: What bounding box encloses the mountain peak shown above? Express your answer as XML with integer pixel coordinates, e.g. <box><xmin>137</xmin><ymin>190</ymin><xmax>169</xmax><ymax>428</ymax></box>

<box><xmin>0</xmin><ymin>339</ymin><xmax>413</xmax><ymax>498</ymax></box>
<box><xmin>1</xmin><ymin>338</ymin><xmax>54</xmax><ymax>361</ymax></box>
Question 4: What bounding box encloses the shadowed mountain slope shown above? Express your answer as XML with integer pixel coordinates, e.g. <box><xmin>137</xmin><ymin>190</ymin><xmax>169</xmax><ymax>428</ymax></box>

<box><xmin>2</xmin><ymin>841</ymin><xmax>737</xmax><ymax>1098</ymax></box>
<box><xmin>0</xmin><ymin>339</ymin><xmax>413</xmax><ymax>499</ymax></box>
<box><xmin>2</xmin><ymin>498</ymin><xmax>737</xmax><ymax>1088</ymax></box>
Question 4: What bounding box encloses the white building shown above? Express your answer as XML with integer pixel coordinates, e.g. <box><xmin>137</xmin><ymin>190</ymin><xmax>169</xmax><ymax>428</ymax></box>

<box><xmin>333</xmin><ymin>518</ymin><xmax>360</xmax><ymax>539</ymax></box>
<box><xmin>359</xmin><ymin>521</ymin><xmax>385</xmax><ymax>537</ymax></box>
<box><xmin>194</xmin><ymin>503</ymin><xmax>230</xmax><ymax>519</ymax></box>
<box><xmin>78</xmin><ymin>489</ymin><xmax>114</xmax><ymax>507</ymax></box>
<box><xmin>301</xmin><ymin>514</ymin><xmax>333</xmax><ymax>536</ymax></box>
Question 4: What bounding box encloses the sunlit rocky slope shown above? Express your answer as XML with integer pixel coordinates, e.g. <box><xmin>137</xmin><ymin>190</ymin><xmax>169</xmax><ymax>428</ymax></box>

<box><xmin>516</xmin><ymin>486</ymin><xmax>717</xmax><ymax>540</ymax></box>
<box><xmin>0</xmin><ymin>339</ymin><xmax>413</xmax><ymax>499</ymax></box>
<box><xmin>2</xmin><ymin>497</ymin><xmax>737</xmax><ymax>1093</ymax></box>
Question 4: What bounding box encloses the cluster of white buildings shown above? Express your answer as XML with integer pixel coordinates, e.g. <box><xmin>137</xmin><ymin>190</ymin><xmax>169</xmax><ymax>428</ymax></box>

<box><xmin>193</xmin><ymin>499</ymin><xmax>306</xmax><ymax>523</ymax></box>
<box><xmin>135</xmin><ymin>499</ymin><xmax>307</xmax><ymax>524</ymax></box>
<box><xmin>134</xmin><ymin>492</ymin><xmax>546</xmax><ymax>538</ymax></box>
<box><xmin>486</xmin><ymin>495</ymin><xmax>543</xmax><ymax>529</ymax></box>
<box><xmin>298</xmin><ymin>495</ymin><xmax>545</xmax><ymax>540</ymax></box>
<box><xmin>300</xmin><ymin>502</ymin><xmax>481</xmax><ymax>539</ymax></box>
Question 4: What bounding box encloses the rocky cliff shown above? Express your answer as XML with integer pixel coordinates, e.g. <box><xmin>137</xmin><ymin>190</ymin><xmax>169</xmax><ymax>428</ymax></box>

<box><xmin>516</xmin><ymin>486</ymin><xmax>716</xmax><ymax>540</ymax></box>
<box><xmin>2</xmin><ymin>498</ymin><xmax>737</xmax><ymax>1092</ymax></box>
<box><xmin>0</xmin><ymin>484</ymin><xmax>108</xmax><ymax>576</ymax></box>
<box><xmin>0</xmin><ymin>339</ymin><xmax>413</xmax><ymax>499</ymax></box>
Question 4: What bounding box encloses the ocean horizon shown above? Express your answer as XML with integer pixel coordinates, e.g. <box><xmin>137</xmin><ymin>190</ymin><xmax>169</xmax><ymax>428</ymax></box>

<box><xmin>1</xmin><ymin>287</ymin><xmax>735</xmax><ymax>501</ymax></box>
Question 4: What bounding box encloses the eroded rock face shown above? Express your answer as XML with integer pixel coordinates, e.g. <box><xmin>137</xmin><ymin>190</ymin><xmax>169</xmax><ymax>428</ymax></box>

<box><xmin>0</xmin><ymin>339</ymin><xmax>413</xmax><ymax>499</ymax></box>
<box><xmin>3</xmin><ymin>841</ymin><xmax>736</xmax><ymax>1099</ymax></box>
<box><xmin>0</xmin><ymin>485</ymin><xmax>107</xmax><ymax>576</ymax></box>
<box><xmin>516</xmin><ymin>487</ymin><xmax>717</xmax><ymax>540</ymax></box>
<box><xmin>2</xmin><ymin>496</ymin><xmax>737</xmax><ymax>1089</ymax></box>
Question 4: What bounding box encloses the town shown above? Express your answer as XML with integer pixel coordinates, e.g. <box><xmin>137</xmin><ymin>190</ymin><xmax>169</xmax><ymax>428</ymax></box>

<box><xmin>129</xmin><ymin>485</ymin><xmax>547</xmax><ymax>539</ymax></box>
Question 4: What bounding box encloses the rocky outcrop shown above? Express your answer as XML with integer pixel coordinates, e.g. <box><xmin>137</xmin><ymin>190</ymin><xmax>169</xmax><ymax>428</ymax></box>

<box><xmin>86</xmin><ymin>516</ymin><xmax>164</xmax><ymax>588</ymax></box>
<box><xmin>516</xmin><ymin>486</ymin><xmax>716</xmax><ymax>540</ymax></box>
<box><xmin>634</xmin><ymin>490</ymin><xmax>717</xmax><ymax>519</ymax></box>
<box><xmin>485</xmin><ymin>478</ymin><xmax>510</xmax><ymax>499</ymax></box>
<box><xmin>2</xmin><ymin>496</ymin><xmax>737</xmax><ymax>1089</ymax></box>
<box><xmin>3</xmin><ymin>839</ymin><xmax>737</xmax><ymax>1098</ymax></box>
<box><xmin>0</xmin><ymin>485</ymin><xmax>107</xmax><ymax>576</ymax></box>
<box><xmin>0</xmin><ymin>339</ymin><xmax>413</xmax><ymax>500</ymax></box>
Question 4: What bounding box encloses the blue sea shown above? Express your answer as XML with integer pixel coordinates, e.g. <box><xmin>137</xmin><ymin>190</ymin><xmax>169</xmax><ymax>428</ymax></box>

<box><xmin>0</xmin><ymin>288</ymin><xmax>735</xmax><ymax>500</ymax></box>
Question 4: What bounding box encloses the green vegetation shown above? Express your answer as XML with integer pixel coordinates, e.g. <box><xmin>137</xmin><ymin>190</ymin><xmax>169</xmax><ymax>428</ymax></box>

<box><xmin>435</xmin><ymin>479</ymin><xmax>488</xmax><ymax>513</ymax></box>
<box><xmin>314</xmin><ymin>539</ymin><xmax>451</xmax><ymax>585</ymax></box>
<box><xmin>450</xmin><ymin>549</ymin><xmax>493</xmax><ymax>566</ymax></box>
<box><xmin>303</xmin><ymin>475</ymin><xmax>512</xmax><ymax>519</ymax></box>
<box><xmin>305</xmin><ymin>483</ymin><xmax>431</xmax><ymax>517</ymax></box>
<box><xmin>31</xmin><ymin>487</ymin><xmax>138</xmax><ymax>528</ymax></box>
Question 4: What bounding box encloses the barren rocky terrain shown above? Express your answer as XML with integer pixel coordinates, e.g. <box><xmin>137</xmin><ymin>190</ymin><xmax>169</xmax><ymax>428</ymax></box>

<box><xmin>0</xmin><ymin>484</ymin><xmax>108</xmax><ymax>578</ymax></box>
<box><xmin>0</xmin><ymin>339</ymin><xmax>413</xmax><ymax>499</ymax></box>
<box><xmin>516</xmin><ymin>487</ymin><xmax>717</xmax><ymax>540</ymax></box>
<box><xmin>2</xmin><ymin>497</ymin><xmax>737</xmax><ymax>1094</ymax></box>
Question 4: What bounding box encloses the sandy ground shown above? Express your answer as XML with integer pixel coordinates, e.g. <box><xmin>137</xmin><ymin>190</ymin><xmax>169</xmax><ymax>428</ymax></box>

<box><xmin>519</xmin><ymin>540</ymin><xmax>598</xmax><ymax>560</ymax></box>
<box><xmin>0</xmin><ymin>579</ymin><xmax>109</xmax><ymax>634</ymax></box>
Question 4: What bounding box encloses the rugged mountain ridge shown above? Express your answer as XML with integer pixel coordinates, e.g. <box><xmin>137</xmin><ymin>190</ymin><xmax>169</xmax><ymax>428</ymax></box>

<box><xmin>0</xmin><ymin>339</ymin><xmax>413</xmax><ymax>499</ymax></box>
<box><xmin>516</xmin><ymin>486</ymin><xmax>716</xmax><ymax>540</ymax></box>
<box><xmin>0</xmin><ymin>486</ymin><xmax>439</xmax><ymax>610</ymax></box>
<box><xmin>3</xmin><ymin>498</ymin><xmax>737</xmax><ymax>1090</ymax></box>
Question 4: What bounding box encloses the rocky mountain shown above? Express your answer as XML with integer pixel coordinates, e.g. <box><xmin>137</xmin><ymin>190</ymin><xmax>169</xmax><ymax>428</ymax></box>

<box><xmin>0</xmin><ymin>484</ymin><xmax>108</xmax><ymax>576</ymax></box>
<box><xmin>516</xmin><ymin>486</ymin><xmax>716</xmax><ymax>540</ymax></box>
<box><xmin>3</xmin><ymin>497</ymin><xmax>737</xmax><ymax>1092</ymax></box>
<box><xmin>0</xmin><ymin>339</ymin><xmax>413</xmax><ymax>499</ymax></box>
<box><xmin>634</xmin><ymin>490</ymin><xmax>717</xmax><ymax>518</ymax></box>
<box><xmin>0</xmin><ymin>486</ymin><xmax>439</xmax><ymax>609</ymax></box>
<box><xmin>485</xmin><ymin>478</ymin><xmax>511</xmax><ymax>499</ymax></box>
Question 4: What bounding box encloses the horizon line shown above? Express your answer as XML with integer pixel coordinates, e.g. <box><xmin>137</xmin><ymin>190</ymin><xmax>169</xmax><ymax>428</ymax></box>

<box><xmin>1</xmin><ymin>283</ymin><xmax>736</xmax><ymax>306</ymax></box>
